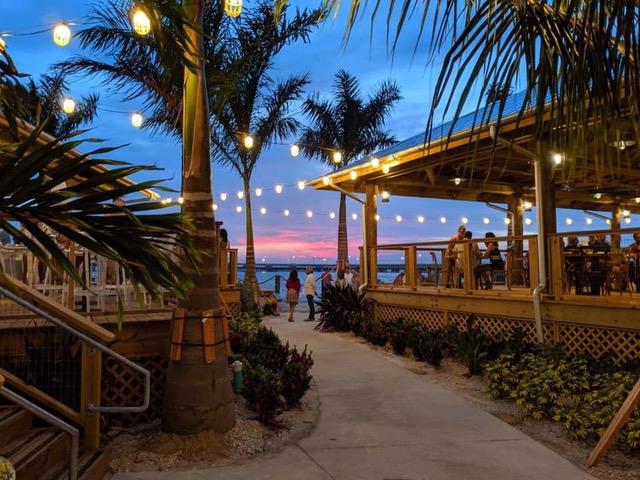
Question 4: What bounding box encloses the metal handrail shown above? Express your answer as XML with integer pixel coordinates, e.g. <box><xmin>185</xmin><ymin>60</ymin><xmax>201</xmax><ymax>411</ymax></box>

<box><xmin>0</xmin><ymin>285</ymin><xmax>150</xmax><ymax>414</ymax></box>
<box><xmin>0</xmin><ymin>377</ymin><xmax>79</xmax><ymax>480</ymax></box>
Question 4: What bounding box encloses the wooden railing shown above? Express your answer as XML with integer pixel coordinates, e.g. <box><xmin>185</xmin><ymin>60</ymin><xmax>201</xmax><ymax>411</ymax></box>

<box><xmin>220</xmin><ymin>248</ymin><xmax>239</xmax><ymax>288</ymax></box>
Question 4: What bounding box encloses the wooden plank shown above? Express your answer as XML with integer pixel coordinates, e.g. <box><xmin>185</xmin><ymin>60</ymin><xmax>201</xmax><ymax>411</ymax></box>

<box><xmin>549</xmin><ymin>236</ymin><xmax>565</xmax><ymax>298</ymax></box>
<box><xmin>202</xmin><ymin>309</ymin><xmax>216</xmax><ymax>364</ymax></box>
<box><xmin>219</xmin><ymin>249</ymin><xmax>229</xmax><ymax>288</ymax></box>
<box><xmin>369</xmin><ymin>248</ymin><xmax>378</xmax><ymax>286</ymax></box>
<box><xmin>0</xmin><ymin>368</ymin><xmax>81</xmax><ymax>424</ymax></box>
<box><xmin>80</xmin><ymin>342</ymin><xmax>101</xmax><ymax>451</ymax></box>
<box><xmin>0</xmin><ymin>273</ymin><xmax>115</xmax><ymax>343</ymax></box>
<box><xmin>463</xmin><ymin>243</ymin><xmax>474</xmax><ymax>293</ymax></box>
<box><xmin>528</xmin><ymin>237</ymin><xmax>540</xmax><ymax>291</ymax></box>
<box><xmin>587</xmin><ymin>377</ymin><xmax>640</xmax><ymax>467</ymax></box>
<box><xmin>405</xmin><ymin>247</ymin><xmax>417</xmax><ymax>289</ymax></box>
<box><xmin>169</xmin><ymin>308</ymin><xmax>185</xmax><ymax>361</ymax></box>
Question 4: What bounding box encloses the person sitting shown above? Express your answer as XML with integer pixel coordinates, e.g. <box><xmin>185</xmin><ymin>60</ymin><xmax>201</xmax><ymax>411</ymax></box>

<box><xmin>443</xmin><ymin>242</ymin><xmax>457</xmax><ymax>288</ymax></box>
<box><xmin>393</xmin><ymin>271</ymin><xmax>406</xmax><ymax>286</ymax></box>
<box><xmin>481</xmin><ymin>232</ymin><xmax>504</xmax><ymax>289</ymax></box>
<box><xmin>588</xmin><ymin>233</ymin><xmax>610</xmax><ymax>295</ymax></box>
<box><xmin>564</xmin><ymin>235</ymin><xmax>584</xmax><ymax>294</ymax></box>
<box><xmin>625</xmin><ymin>232</ymin><xmax>640</xmax><ymax>292</ymax></box>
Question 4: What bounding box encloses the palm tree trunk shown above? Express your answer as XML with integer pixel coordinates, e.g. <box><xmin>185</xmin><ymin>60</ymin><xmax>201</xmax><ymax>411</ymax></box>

<box><xmin>243</xmin><ymin>177</ymin><xmax>258</xmax><ymax>289</ymax></box>
<box><xmin>337</xmin><ymin>192</ymin><xmax>349</xmax><ymax>264</ymax></box>
<box><xmin>163</xmin><ymin>0</ymin><xmax>234</xmax><ymax>434</ymax></box>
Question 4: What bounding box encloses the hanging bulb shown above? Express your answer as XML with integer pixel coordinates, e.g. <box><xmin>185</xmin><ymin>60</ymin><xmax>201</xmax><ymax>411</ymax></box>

<box><xmin>297</xmin><ymin>180</ymin><xmax>305</xmax><ymax>190</ymax></box>
<box><xmin>375</xmin><ymin>214</ymin><xmax>380</xmax><ymax>222</ymax></box>
<box><xmin>53</xmin><ymin>23</ymin><xmax>71</xmax><ymax>47</ymax></box>
<box><xmin>236</xmin><ymin>191</ymin><xmax>244</xmax><ymax>199</ymax></box>
<box><xmin>585</xmin><ymin>217</ymin><xmax>593</xmax><ymax>225</ymax></box>
<box><xmin>332</xmin><ymin>151</ymin><xmax>343</xmax><ymax>164</ymax></box>
<box><xmin>440</xmin><ymin>216</ymin><xmax>447</xmax><ymax>224</ymax></box>
<box><xmin>224</xmin><ymin>0</ymin><xmax>243</xmax><ymax>18</ymax></box>
<box><xmin>525</xmin><ymin>218</ymin><xmax>532</xmax><ymax>225</ymax></box>
<box><xmin>306</xmin><ymin>210</ymin><xmax>313</xmax><ymax>218</ymax></box>
<box><xmin>624</xmin><ymin>216</ymin><xmax>632</xmax><ymax>224</ymax></box>
<box><xmin>370</xmin><ymin>157</ymin><xmax>379</xmax><ymax>168</ymax></box>
<box><xmin>565</xmin><ymin>218</ymin><xmax>573</xmax><ymax>225</ymax></box>
<box><xmin>235</xmin><ymin>205</ymin><xmax>242</xmax><ymax>213</ymax></box>
<box><xmin>212</xmin><ymin>203</ymin><xmax>218</xmax><ymax>211</ymax></box>
<box><xmin>329</xmin><ymin>212</ymin><xmax>336</xmax><ymax>219</ymax></box>
<box><xmin>622</xmin><ymin>209</ymin><xmax>630</xmax><ymax>217</ymax></box>
<box><xmin>553</xmin><ymin>153</ymin><xmax>563</xmax><ymax>165</ymax></box>
<box><xmin>260</xmin><ymin>207</ymin><xmax>267</xmax><ymax>215</ymax></box>
<box><xmin>381</xmin><ymin>191</ymin><xmax>390</xmax><ymax>202</ymax></box>
<box><xmin>283</xmin><ymin>209</ymin><xmax>290</xmax><ymax>217</ymax></box>
<box><xmin>461</xmin><ymin>217</ymin><xmax>468</xmax><ymax>224</ymax></box>
<box><xmin>62</xmin><ymin>98</ymin><xmax>76</xmax><ymax>114</ymax></box>
<box><xmin>504</xmin><ymin>217</ymin><xmax>511</xmax><ymax>225</ymax></box>
<box><xmin>417</xmin><ymin>215</ymin><xmax>424</xmax><ymax>224</ymax></box>
<box><xmin>523</xmin><ymin>201</ymin><xmax>533</xmax><ymax>210</ymax></box>
<box><xmin>131</xmin><ymin>9</ymin><xmax>151</xmax><ymax>35</ymax></box>
<box><xmin>382</xmin><ymin>164</ymin><xmax>390</xmax><ymax>174</ymax></box>
<box><xmin>243</xmin><ymin>135</ymin><xmax>254</xmax><ymax>149</ymax></box>
<box><xmin>349</xmin><ymin>170</ymin><xmax>358</xmax><ymax>180</ymax></box>
<box><xmin>483</xmin><ymin>217</ymin><xmax>490</xmax><ymax>225</ymax></box>
<box><xmin>275</xmin><ymin>184</ymin><xmax>283</xmax><ymax>194</ymax></box>
<box><xmin>635</xmin><ymin>197</ymin><xmax>640</xmax><ymax>204</ymax></box>
<box><xmin>255</xmin><ymin>188</ymin><xmax>262</xmax><ymax>197</ymax></box>
<box><xmin>396</xmin><ymin>215</ymin><xmax>403</xmax><ymax>223</ymax></box>
<box><xmin>606</xmin><ymin>219</ymin><xmax>611</xmax><ymax>225</ymax></box>
<box><xmin>220</xmin><ymin>192</ymin><xmax>228</xmax><ymax>201</ymax></box>
<box><xmin>290</xmin><ymin>144</ymin><xmax>300</xmax><ymax>157</ymax></box>
<box><xmin>322</xmin><ymin>176</ymin><xmax>331</xmax><ymax>186</ymax></box>
<box><xmin>351</xmin><ymin>213</ymin><xmax>358</xmax><ymax>220</ymax></box>
<box><xmin>177</xmin><ymin>196</ymin><xmax>184</xmax><ymax>205</ymax></box>
<box><xmin>131</xmin><ymin>112</ymin><xmax>143</xmax><ymax>128</ymax></box>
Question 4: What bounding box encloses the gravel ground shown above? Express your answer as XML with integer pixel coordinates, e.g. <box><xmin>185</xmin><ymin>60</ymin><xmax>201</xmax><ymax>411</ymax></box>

<box><xmin>106</xmin><ymin>383</ymin><xmax>319</xmax><ymax>474</ymax></box>
<box><xmin>335</xmin><ymin>331</ymin><xmax>640</xmax><ymax>480</ymax></box>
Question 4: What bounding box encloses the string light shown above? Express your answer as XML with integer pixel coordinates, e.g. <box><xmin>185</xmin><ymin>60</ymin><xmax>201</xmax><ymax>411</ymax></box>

<box><xmin>177</xmin><ymin>196</ymin><xmax>184</xmax><ymax>204</ymax></box>
<box><xmin>635</xmin><ymin>197</ymin><xmax>640</xmax><ymax>204</ymax></box>
<box><xmin>349</xmin><ymin>170</ymin><xmax>358</xmax><ymax>180</ymax></box>
<box><xmin>306</xmin><ymin>210</ymin><xmax>313</xmax><ymax>218</ymax></box>
<box><xmin>461</xmin><ymin>217</ymin><xmax>468</xmax><ymax>224</ymax></box>
<box><xmin>290</xmin><ymin>144</ymin><xmax>299</xmax><ymax>157</ymax></box>
<box><xmin>212</xmin><ymin>203</ymin><xmax>218</xmax><ymax>211</ymax></box>
<box><xmin>275</xmin><ymin>184</ymin><xmax>283</xmax><ymax>194</ymax></box>
<box><xmin>585</xmin><ymin>217</ymin><xmax>593</xmax><ymax>225</ymax></box>
<box><xmin>255</xmin><ymin>188</ymin><xmax>262</xmax><ymax>197</ymax></box>
<box><xmin>565</xmin><ymin>218</ymin><xmax>573</xmax><ymax>225</ymax></box>
<box><xmin>417</xmin><ymin>215</ymin><xmax>424</xmax><ymax>223</ymax></box>
<box><xmin>52</xmin><ymin>23</ymin><xmax>71</xmax><ymax>47</ymax></box>
<box><xmin>237</xmin><ymin>190</ymin><xmax>244</xmax><ymax>199</ymax></box>
<box><xmin>283</xmin><ymin>209</ymin><xmax>290</xmax><ymax>216</ymax></box>
<box><xmin>235</xmin><ymin>205</ymin><xmax>242</xmax><ymax>213</ymax></box>
<box><xmin>523</xmin><ymin>201</ymin><xmax>533</xmax><ymax>210</ymax></box>
<box><xmin>622</xmin><ymin>209</ymin><xmax>630</xmax><ymax>216</ymax></box>
<box><xmin>219</xmin><ymin>192</ymin><xmax>228</xmax><ymax>201</ymax></box>
<box><xmin>504</xmin><ymin>217</ymin><xmax>511</xmax><ymax>225</ymax></box>
<box><xmin>297</xmin><ymin>180</ymin><xmax>305</xmax><ymax>190</ymax></box>
<box><xmin>370</xmin><ymin>157</ymin><xmax>379</xmax><ymax>168</ymax></box>
<box><xmin>332</xmin><ymin>151</ymin><xmax>343</xmax><ymax>164</ymax></box>
<box><xmin>483</xmin><ymin>217</ymin><xmax>490</xmax><ymax>225</ymax></box>
<box><xmin>322</xmin><ymin>176</ymin><xmax>331</xmax><ymax>186</ymax></box>
<box><xmin>440</xmin><ymin>216</ymin><xmax>447</xmax><ymax>224</ymax></box>
<box><xmin>260</xmin><ymin>207</ymin><xmax>267</xmax><ymax>215</ymax></box>
<box><xmin>592</xmin><ymin>192</ymin><xmax>602</xmax><ymax>200</ymax></box>
<box><xmin>451</xmin><ymin>177</ymin><xmax>462</xmax><ymax>185</ymax></box>
<box><xmin>131</xmin><ymin>112</ymin><xmax>143</xmax><ymax>128</ymax></box>
<box><xmin>224</xmin><ymin>0</ymin><xmax>243</xmax><ymax>17</ymax></box>
<box><xmin>553</xmin><ymin>153</ymin><xmax>563</xmax><ymax>165</ymax></box>
<box><xmin>525</xmin><ymin>218</ymin><xmax>532</xmax><ymax>225</ymax></box>
<box><xmin>375</xmin><ymin>214</ymin><xmax>380</xmax><ymax>222</ymax></box>
<box><xmin>624</xmin><ymin>216</ymin><xmax>632</xmax><ymax>224</ymax></box>
<box><xmin>131</xmin><ymin>9</ymin><xmax>151</xmax><ymax>36</ymax></box>
<box><xmin>382</xmin><ymin>164</ymin><xmax>390</xmax><ymax>174</ymax></box>
<box><xmin>329</xmin><ymin>212</ymin><xmax>335</xmax><ymax>219</ymax></box>
<box><xmin>243</xmin><ymin>135</ymin><xmax>254</xmax><ymax>149</ymax></box>
<box><xmin>351</xmin><ymin>213</ymin><xmax>358</xmax><ymax>220</ymax></box>
<box><xmin>381</xmin><ymin>190</ymin><xmax>390</xmax><ymax>202</ymax></box>
<box><xmin>396</xmin><ymin>215</ymin><xmax>403</xmax><ymax>223</ymax></box>
<box><xmin>606</xmin><ymin>219</ymin><xmax>611</xmax><ymax>225</ymax></box>
<box><xmin>62</xmin><ymin>97</ymin><xmax>76</xmax><ymax>114</ymax></box>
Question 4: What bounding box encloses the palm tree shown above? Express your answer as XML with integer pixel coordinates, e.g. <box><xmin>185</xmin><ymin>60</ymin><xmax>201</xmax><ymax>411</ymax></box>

<box><xmin>300</xmin><ymin>70</ymin><xmax>401</xmax><ymax>263</ymax></box>
<box><xmin>323</xmin><ymin>0</ymin><xmax>639</xmax><ymax>171</ymax></box>
<box><xmin>210</xmin><ymin>2</ymin><xmax>322</xmax><ymax>288</ymax></box>
<box><xmin>18</xmin><ymin>71</ymin><xmax>99</xmax><ymax>138</ymax></box>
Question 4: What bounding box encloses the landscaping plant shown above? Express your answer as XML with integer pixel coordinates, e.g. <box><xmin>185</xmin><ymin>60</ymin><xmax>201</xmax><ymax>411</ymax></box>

<box><xmin>243</xmin><ymin>364</ymin><xmax>284</xmax><ymax>422</ymax></box>
<box><xmin>315</xmin><ymin>285</ymin><xmax>372</xmax><ymax>332</ymax></box>
<box><xmin>281</xmin><ymin>345</ymin><xmax>314</xmax><ymax>407</ymax></box>
<box><xmin>412</xmin><ymin>330</ymin><xmax>444</xmax><ymax>367</ymax></box>
<box><xmin>384</xmin><ymin>318</ymin><xmax>410</xmax><ymax>355</ymax></box>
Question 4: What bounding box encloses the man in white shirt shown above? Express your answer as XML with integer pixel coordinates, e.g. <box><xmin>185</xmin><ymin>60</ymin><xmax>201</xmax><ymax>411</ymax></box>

<box><xmin>304</xmin><ymin>266</ymin><xmax>316</xmax><ymax>321</ymax></box>
<box><xmin>344</xmin><ymin>266</ymin><xmax>354</xmax><ymax>286</ymax></box>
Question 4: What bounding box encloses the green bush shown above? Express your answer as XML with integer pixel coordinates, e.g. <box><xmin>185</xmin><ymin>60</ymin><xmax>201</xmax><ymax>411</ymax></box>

<box><xmin>456</xmin><ymin>322</ymin><xmax>489</xmax><ymax>376</ymax></box>
<box><xmin>281</xmin><ymin>345</ymin><xmax>314</xmax><ymax>407</ymax></box>
<box><xmin>412</xmin><ymin>330</ymin><xmax>444</xmax><ymax>367</ymax></box>
<box><xmin>384</xmin><ymin>318</ymin><xmax>410</xmax><ymax>355</ymax></box>
<box><xmin>315</xmin><ymin>285</ymin><xmax>372</xmax><ymax>332</ymax></box>
<box><xmin>243</xmin><ymin>364</ymin><xmax>283</xmax><ymax>421</ymax></box>
<box><xmin>365</xmin><ymin>320</ymin><xmax>389</xmax><ymax>346</ymax></box>
<box><xmin>262</xmin><ymin>301</ymin><xmax>278</xmax><ymax>316</ymax></box>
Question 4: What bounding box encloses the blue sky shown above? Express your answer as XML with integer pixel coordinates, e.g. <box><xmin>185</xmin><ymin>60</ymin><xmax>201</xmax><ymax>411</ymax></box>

<box><xmin>1</xmin><ymin>0</ymin><xmax>615</xmax><ymax>263</ymax></box>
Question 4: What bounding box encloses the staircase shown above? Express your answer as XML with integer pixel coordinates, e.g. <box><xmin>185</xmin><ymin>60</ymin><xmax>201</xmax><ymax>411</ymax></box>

<box><xmin>0</xmin><ymin>402</ymin><xmax>110</xmax><ymax>480</ymax></box>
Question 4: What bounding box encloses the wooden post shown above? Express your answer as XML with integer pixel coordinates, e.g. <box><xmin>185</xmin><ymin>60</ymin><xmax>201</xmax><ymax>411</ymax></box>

<box><xmin>538</xmin><ymin>143</ymin><xmax>557</xmax><ymax>288</ymax></box>
<box><xmin>67</xmin><ymin>243</ymin><xmax>76</xmax><ymax>310</ymax></box>
<box><xmin>587</xmin><ymin>377</ymin><xmax>640</xmax><ymax>467</ymax></box>
<box><xmin>611</xmin><ymin>206</ymin><xmax>622</xmax><ymax>248</ymax></box>
<box><xmin>219</xmin><ymin>249</ymin><xmax>228</xmax><ymax>288</ymax></box>
<box><xmin>80</xmin><ymin>342</ymin><xmax>102</xmax><ymax>451</ymax></box>
<box><xmin>369</xmin><ymin>247</ymin><xmax>378</xmax><ymax>286</ymax></box>
<box><xmin>405</xmin><ymin>246</ymin><xmax>417</xmax><ymax>289</ymax></box>
<box><xmin>463</xmin><ymin>242</ymin><xmax>474</xmax><ymax>292</ymax></box>
<box><xmin>528</xmin><ymin>237</ymin><xmax>539</xmax><ymax>291</ymax></box>
<box><xmin>510</xmin><ymin>198</ymin><xmax>525</xmax><ymax>286</ymax></box>
<box><xmin>230</xmin><ymin>250</ymin><xmax>238</xmax><ymax>285</ymax></box>
<box><xmin>364</xmin><ymin>184</ymin><xmax>378</xmax><ymax>286</ymax></box>
<box><xmin>549</xmin><ymin>236</ymin><xmax>565</xmax><ymax>297</ymax></box>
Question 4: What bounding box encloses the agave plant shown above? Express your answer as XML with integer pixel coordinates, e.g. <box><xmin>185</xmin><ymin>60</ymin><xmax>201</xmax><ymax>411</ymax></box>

<box><xmin>314</xmin><ymin>284</ymin><xmax>372</xmax><ymax>332</ymax></box>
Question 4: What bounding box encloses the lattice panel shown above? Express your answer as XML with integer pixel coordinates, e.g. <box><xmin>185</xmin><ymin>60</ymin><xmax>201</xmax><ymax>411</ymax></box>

<box><xmin>226</xmin><ymin>302</ymin><xmax>241</xmax><ymax>319</ymax></box>
<box><xmin>374</xmin><ymin>304</ymin><xmax>446</xmax><ymax>330</ymax></box>
<box><xmin>101</xmin><ymin>354</ymin><xmax>167</xmax><ymax>428</ymax></box>
<box><xmin>558</xmin><ymin>324</ymin><xmax>640</xmax><ymax>364</ymax></box>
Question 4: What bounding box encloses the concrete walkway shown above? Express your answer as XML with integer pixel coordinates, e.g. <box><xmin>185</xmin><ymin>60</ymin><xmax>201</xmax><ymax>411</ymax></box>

<box><xmin>115</xmin><ymin>312</ymin><xmax>596</xmax><ymax>480</ymax></box>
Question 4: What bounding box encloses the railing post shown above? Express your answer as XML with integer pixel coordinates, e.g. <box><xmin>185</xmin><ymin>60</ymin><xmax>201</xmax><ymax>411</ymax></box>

<box><xmin>369</xmin><ymin>247</ymin><xmax>378</xmax><ymax>286</ymax></box>
<box><xmin>549</xmin><ymin>236</ymin><xmax>565</xmax><ymax>297</ymax></box>
<box><xmin>230</xmin><ymin>250</ymin><xmax>238</xmax><ymax>285</ymax></box>
<box><xmin>463</xmin><ymin>242</ymin><xmax>474</xmax><ymax>292</ymax></box>
<box><xmin>406</xmin><ymin>246</ymin><xmax>417</xmax><ymax>289</ymax></box>
<box><xmin>528</xmin><ymin>237</ymin><xmax>539</xmax><ymax>292</ymax></box>
<box><xmin>220</xmin><ymin>249</ymin><xmax>229</xmax><ymax>288</ymax></box>
<box><xmin>67</xmin><ymin>243</ymin><xmax>76</xmax><ymax>309</ymax></box>
<box><xmin>80</xmin><ymin>342</ymin><xmax>102</xmax><ymax>451</ymax></box>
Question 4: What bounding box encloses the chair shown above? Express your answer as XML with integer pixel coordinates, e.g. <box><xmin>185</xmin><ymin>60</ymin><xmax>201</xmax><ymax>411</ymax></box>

<box><xmin>506</xmin><ymin>248</ymin><xmax>528</xmax><ymax>289</ymax></box>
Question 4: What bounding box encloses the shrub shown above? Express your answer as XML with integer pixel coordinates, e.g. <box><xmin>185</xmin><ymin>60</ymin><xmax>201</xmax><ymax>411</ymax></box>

<box><xmin>365</xmin><ymin>320</ymin><xmax>389</xmax><ymax>346</ymax></box>
<box><xmin>262</xmin><ymin>301</ymin><xmax>278</xmax><ymax>316</ymax></box>
<box><xmin>440</xmin><ymin>322</ymin><xmax>461</xmax><ymax>357</ymax></box>
<box><xmin>315</xmin><ymin>285</ymin><xmax>372</xmax><ymax>332</ymax></box>
<box><xmin>229</xmin><ymin>313</ymin><xmax>262</xmax><ymax>355</ymax></box>
<box><xmin>244</xmin><ymin>327</ymin><xmax>289</xmax><ymax>371</ymax></box>
<box><xmin>243</xmin><ymin>365</ymin><xmax>283</xmax><ymax>421</ymax></box>
<box><xmin>456</xmin><ymin>323</ymin><xmax>489</xmax><ymax>376</ymax></box>
<box><xmin>281</xmin><ymin>345</ymin><xmax>314</xmax><ymax>407</ymax></box>
<box><xmin>412</xmin><ymin>330</ymin><xmax>444</xmax><ymax>367</ymax></box>
<box><xmin>240</xmin><ymin>279</ymin><xmax>259</xmax><ymax>315</ymax></box>
<box><xmin>384</xmin><ymin>318</ymin><xmax>410</xmax><ymax>355</ymax></box>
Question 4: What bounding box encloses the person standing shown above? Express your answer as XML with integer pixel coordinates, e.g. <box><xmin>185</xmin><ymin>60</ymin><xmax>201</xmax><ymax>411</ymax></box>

<box><xmin>285</xmin><ymin>270</ymin><xmax>301</xmax><ymax>322</ymax></box>
<box><xmin>303</xmin><ymin>266</ymin><xmax>316</xmax><ymax>321</ymax></box>
<box><xmin>344</xmin><ymin>266</ymin><xmax>354</xmax><ymax>286</ymax></box>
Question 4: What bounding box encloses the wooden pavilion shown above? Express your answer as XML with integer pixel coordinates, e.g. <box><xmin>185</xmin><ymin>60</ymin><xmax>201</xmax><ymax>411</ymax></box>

<box><xmin>309</xmin><ymin>91</ymin><xmax>640</xmax><ymax>363</ymax></box>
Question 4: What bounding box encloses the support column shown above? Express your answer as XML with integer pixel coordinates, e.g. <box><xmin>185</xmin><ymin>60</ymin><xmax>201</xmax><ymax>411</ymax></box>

<box><xmin>509</xmin><ymin>197</ymin><xmax>524</xmax><ymax>286</ymax></box>
<box><xmin>364</xmin><ymin>183</ymin><xmax>378</xmax><ymax>285</ymax></box>
<box><xmin>536</xmin><ymin>143</ymin><xmax>557</xmax><ymax>291</ymax></box>
<box><xmin>611</xmin><ymin>206</ymin><xmax>622</xmax><ymax>248</ymax></box>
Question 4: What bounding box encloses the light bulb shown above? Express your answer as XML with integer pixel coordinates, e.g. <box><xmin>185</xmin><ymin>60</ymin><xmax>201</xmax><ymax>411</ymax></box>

<box><xmin>452</xmin><ymin>177</ymin><xmax>462</xmax><ymax>185</ymax></box>
<box><xmin>220</xmin><ymin>192</ymin><xmax>228</xmax><ymax>201</ymax></box>
<box><xmin>381</xmin><ymin>191</ymin><xmax>390</xmax><ymax>200</ymax></box>
<box><xmin>351</xmin><ymin>213</ymin><xmax>358</xmax><ymax>220</ymax></box>
<box><xmin>553</xmin><ymin>153</ymin><xmax>563</xmax><ymax>165</ymax></box>
<box><xmin>349</xmin><ymin>170</ymin><xmax>358</xmax><ymax>180</ymax></box>
<box><xmin>382</xmin><ymin>164</ymin><xmax>390</xmax><ymax>174</ymax></box>
<box><xmin>396</xmin><ymin>215</ymin><xmax>403</xmax><ymax>223</ymax></box>
<box><xmin>132</xmin><ymin>9</ymin><xmax>151</xmax><ymax>35</ymax></box>
<box><xmin>290</xmin><ymin>144</ymin><xmax>299</xmax><ymax>157</ymax></box>
<box><xmin>440</xmin><ymin>216</ymin><xmax>447</xmax><ymax>224</ymax></box>
<box><xmin>62</xmin><ymin>98</ymin><xmax>76</xmax><ymax>114</ymax></box>
<box><xmin>178</xmin><ymin>196</ymin><xmax>184</xmax><ymax>205</ymax></box>
<box><xmin>212</xmin><ymin>203</ymin><xmax>218</xmax><ymax>211</ymax></box>
<box><xmin>260</xmin><ymin>207</ymin><xmax>266</xmax><ymax>215</ymax></box>
<box><xmin>483</xmin><ymin>217</ymin><xmax>490</xmax><ymax>224</ymax></box>
<box><xmin>297</xmin><ymin>180</ymin><xmax>305</xmax><ymax>190</ymax></box>
<box><xmin>237</xmin><ymin>191</ymin><xmax>244</xmax><ymax>199</ymax></box>
<box><xmin>585</xmin><ymin>217</ymin><xmax>592</xmax><ymax>225</ymax></box>
<box><xmin>606</xmin><ymin>219</ymin><xmax>611</xmax><ymax>225</ymax></box>
<box><xmin>131</xmin><ymin>112</ymin><xmax>143</xmax><ymax>128</ymax></box>
<box><xmin>375</xmin><ymin>214</ymin><xmax>380</xmax><ymax>222</ymax></box>
<box><xmin>461</xmin><ymin>217</ymin><xmax>468</xmax><ymax>224</ymax></box>
<box><xmin>565</xmin><ymin>218</ymin><xmax>573</xmax><ymax>225</ymax></box>
<box><xmin>306</xmin><ymin>210</ymin><xmax>313</xmax><ymax>218</ymax></box>
<box><xmin>622</xmin><ymin>209</ymin><xmax>630</xmax><ymax>216</ymax></box>
<box><xmin>525</xmin><ymin>218</ymin><xmax>532</xmax><ymax>225</ymax></box>
<box><xmin>322</xmin><ymin>176</ymin><xmax>331</xmax><ymax>186</ymax></box>
<box><xmin>417</xmin><ymin>215</ymin><xmax>424</xmax><ymax>224</ymax></box>
<box><xmin>523</xmin><ymin>201</ymin><xmax>533</xmax><ymax>210</ymax></box>
<box><xmin>235</xmin><ymin>205</ymin><xmax>242</xmax><ymax>213</ymax></box>
<box><xmin>370</xmin><ymin>157</ymin><xmax>379</xmax><ymax>168</ymax></box>
<box><xmin>275</xmin><ymin>184</ymin><xmax>283</xmax><ymax>194</ymax></box>
<box><xmin>635</xmin><ymin>197</ymin><xmax>640</xmax><ymax>204</ymax></box>
<box><xmin>283</xmin><ymin>209</ymin><xmax>290</xmax><ymax>216</ymax></box>
<box><xmin>53</xmin><ymin>23</ymin><xmax>71</xmax><ymax>47</ymax></box>
<box><xmin>329</xmin><ymin>212</ymin><xmax>335</xmax><ymax>219</ymax></box>
<box><xmin>243</xmin><ymin>135</ymin><xmax>254</xmax><ymax>149</ymax></box>
<box><xmin>504</xmin><ymin>217</ymin><xmax>511</xmax><ymax>225</ymax></box>
<box><xmin>255</xmin><ymin>188</ymin><xmax>262</xmax><ymax>197</ymax></box>
<box><xmin>332</xmin><ymin>151</ymin><xmax>342</xmax><ymax>163</ymax></box>
<box><xmin>224</xmin><ymin>0</ymin><xmax>243</xmax><ymax>18</ymax></box>
<box><xmin>624</xmin><ymin>216</ymin><xmax>632</xmax><ymax>224</ymax></box>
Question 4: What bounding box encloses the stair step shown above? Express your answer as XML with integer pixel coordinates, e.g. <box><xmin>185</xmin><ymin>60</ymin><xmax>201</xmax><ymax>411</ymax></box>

<box><xmin>1</xmin><ymin>428</ymin><xmax>70</xmax><ymax>480</ymax></box>
<box><xmin>50</xmin><ymin>445</ymin><xmax>112</xmax><ymax>480</ymax></box>
<box><xmin>0</xmin><ymin>406</ymin><xmax>32</xmax><ymax>449</ymax></box>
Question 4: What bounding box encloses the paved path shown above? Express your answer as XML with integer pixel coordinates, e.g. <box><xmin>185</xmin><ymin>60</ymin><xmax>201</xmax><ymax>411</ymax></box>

<box><xmin>115</xmin><ymin>313</ymin><xmax>596</xmax><ymax>480</ymax></box>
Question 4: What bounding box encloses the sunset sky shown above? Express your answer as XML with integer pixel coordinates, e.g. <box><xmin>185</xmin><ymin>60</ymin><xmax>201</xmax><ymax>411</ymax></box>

<box><xmin>2</xmin><ymin>0</ymin><xmax>616</xmax><ymax>263</ymax></box>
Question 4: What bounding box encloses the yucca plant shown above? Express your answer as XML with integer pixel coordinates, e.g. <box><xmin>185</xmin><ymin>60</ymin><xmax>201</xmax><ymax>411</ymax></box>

<box><xmin>314</xmin><ymin>284</ymin><xmax>372</xmax><ymax>332</ymax></box>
